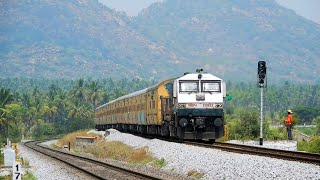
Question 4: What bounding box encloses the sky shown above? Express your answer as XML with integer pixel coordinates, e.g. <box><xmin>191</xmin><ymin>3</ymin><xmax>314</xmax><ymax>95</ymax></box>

<box><xmin>99</xmin><ymin>0</ymin><xmax>320</xmax><ymax>24</ymax></box>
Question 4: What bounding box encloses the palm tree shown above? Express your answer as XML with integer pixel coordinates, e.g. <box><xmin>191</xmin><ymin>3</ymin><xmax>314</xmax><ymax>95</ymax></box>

<box><xmin>0</xmin><ymin>88</ymin><xmax>13</xmax><ymax>108</ymax></box>
<box><xmin>70</xmin><ymin>79</ymin><xmax>86</xmax><ymax>102</ymax></box>
<box><xmin>0</xmin><ymin>88</ymin><xmax>13</xmax><ymax>139</ymax></box>
<box><xmin>86</xmin><ymin>80</ymin><xmax>102</xmax><ymax>108</ymax></box>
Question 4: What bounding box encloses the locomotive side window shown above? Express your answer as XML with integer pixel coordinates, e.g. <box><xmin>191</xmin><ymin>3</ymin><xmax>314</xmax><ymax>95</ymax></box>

<box><xmin>179</xmin><ymin>80</ymin><xmax>199</xmax><ymax>92</ymax></box>
<box><xmin>201</xmin><ymin>81</ymin><xmax>221</xmax><ymax>92</ymax></box>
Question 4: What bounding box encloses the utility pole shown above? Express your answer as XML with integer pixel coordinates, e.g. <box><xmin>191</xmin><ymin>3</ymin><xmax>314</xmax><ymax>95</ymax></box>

<box><xmin>257</xmin><ymin>61</ymin><xmax>267</xmax><ymax>146</ymax></box>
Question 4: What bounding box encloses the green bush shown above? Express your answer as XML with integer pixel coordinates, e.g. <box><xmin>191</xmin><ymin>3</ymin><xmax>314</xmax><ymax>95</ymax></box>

<box><xmin>265</xmin><ymin>127</ymin><xmax>287</xmax><ymax>140</ymax></box>
<box><xmin>296</xmin><ymin>126</ymin><xmax>317</xmax><ymax>136</ymax></box>
<box><xmin>31</xmin><ymin>119</ymin><xmax>57</xmax><ymax>140</ymax></box>
<box><xmin>151</xmin><ymin>158</ymin><xmax>166</xmax><ymax>168</ymax></box>
<box><xmin>297</xmin><ymin>136</ymin><xmax>320</xmax><ymax>153</ymax></box>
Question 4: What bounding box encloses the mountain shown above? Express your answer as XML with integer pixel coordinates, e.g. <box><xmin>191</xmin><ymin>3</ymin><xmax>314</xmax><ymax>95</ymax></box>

<box><xmin>0</xmin><ymin>0</ymin><xmax>187</xmax><ymax>79</ymax></box>
<box><xmin>131</xmin><ymin>0</ymin><xmax>320</xmax><ymax>82</ymax></box>
<box><xmin>1</xmin><ymin>0</ymin><xmax>320</xmax><ymax>82</ymax></box>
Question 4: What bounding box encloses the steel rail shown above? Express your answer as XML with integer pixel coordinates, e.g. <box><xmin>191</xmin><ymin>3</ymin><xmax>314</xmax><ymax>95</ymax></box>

<box><xmin>24</xmin><ymin>141</ymin><xmax>161</xmax><ymax>180</ymax></box>
<box><xmin>183</xmin><ymin>141</ymin><xmax>320</xmax><ymax>165</ymax></box>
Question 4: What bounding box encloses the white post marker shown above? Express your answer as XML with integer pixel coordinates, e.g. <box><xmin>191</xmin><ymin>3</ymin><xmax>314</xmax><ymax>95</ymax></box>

<box><xmin>12</xmin><ymin>162</ymin><xmax>22</xmax><ymax>180</ymax></box>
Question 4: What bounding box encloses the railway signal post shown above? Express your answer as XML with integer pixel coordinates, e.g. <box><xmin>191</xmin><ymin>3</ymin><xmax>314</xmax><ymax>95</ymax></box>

<box><xmin>257</xmin><ymin>61</ymin><xmax>267</xmax><ymax>145</ymax></box>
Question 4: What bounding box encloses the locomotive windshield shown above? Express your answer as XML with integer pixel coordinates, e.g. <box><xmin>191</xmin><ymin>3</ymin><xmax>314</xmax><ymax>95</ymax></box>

<box><xmin>201</xmin><ymin>81</ymin><xmax>221</xmax><ymax>92</ymax></box>
<box><xmin>179</xmin><ymin>80</ymin><xmax>199</xmax><ymax>92</ymax></box>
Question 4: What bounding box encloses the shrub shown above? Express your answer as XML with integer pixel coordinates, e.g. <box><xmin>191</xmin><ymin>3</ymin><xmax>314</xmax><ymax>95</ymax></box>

<box><xmin>187</xmin><ymin>169</ymin><xmax>205</xmax><ymax>179</ymax></box>
<box><xmin>297</xmin><ymin>136</ymin><xmax>320</xmax><ymax>153</ymax></box>
<box><xmin>31</xmin><ymin>119</ymin><xmax>57</xmax><ymax>140</ymax></box>
<box><xmin>151</xmin><ymin>158</ymin><xmax>166</xmax><ymax>168</ymax></box>
<box><xmin>56</xmin><ymin>130</ymin><xmax>99</xmax><ymax>149</ymax></box>
<box><xmin>83</xmin><ymin>141</ymin><xmax>154</xmax><ymax>164</ymax></box>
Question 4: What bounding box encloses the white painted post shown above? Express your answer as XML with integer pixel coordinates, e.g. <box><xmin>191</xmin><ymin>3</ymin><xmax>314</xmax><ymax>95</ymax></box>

<box><xmin>12</xmin><ymin>162</ymin><xmax>22</xmax><ymax>180</ymax></box>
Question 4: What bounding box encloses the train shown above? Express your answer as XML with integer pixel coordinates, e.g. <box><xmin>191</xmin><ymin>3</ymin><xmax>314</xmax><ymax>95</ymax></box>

<box><xmin>95</xmin><ymin>69</ymin><xmax>226</xmax><ymax>141</ymax></box>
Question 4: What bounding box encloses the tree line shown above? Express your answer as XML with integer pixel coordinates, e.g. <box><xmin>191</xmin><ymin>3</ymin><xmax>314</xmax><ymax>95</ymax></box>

<box><xmin>1</xmin><ymin>78</ymin><xmax>320</xmax><ymax>143</ymax></box>
<box><xmin>0</xmin><ymin>78</ymin><xmax>152</xmax><ymax>142</ymax></box>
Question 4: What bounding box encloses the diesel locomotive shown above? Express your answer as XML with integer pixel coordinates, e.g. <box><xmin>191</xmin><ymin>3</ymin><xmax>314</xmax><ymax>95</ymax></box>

<box><xmin>95</xmin><ymin>69</ymin><xmax>226</xmax><ymax>141</ymax></box>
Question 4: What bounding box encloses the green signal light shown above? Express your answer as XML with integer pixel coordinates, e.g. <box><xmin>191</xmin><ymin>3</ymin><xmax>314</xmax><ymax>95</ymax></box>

<box><xmin>226</xmin><ymin>94</ymin><xmax>232</xmax><ymax>101</ymax></box>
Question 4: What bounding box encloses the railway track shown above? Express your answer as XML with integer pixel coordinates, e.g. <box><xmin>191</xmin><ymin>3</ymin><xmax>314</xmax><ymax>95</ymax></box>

<box><xmin>183</xmin><ymin>141</ymin><xmax>320</xmax><ymax>165</ymax></box>
<box><xmin>24</xmin><ymin>141</ymin><xmax>161</xmax><ymax>180</ymax></box>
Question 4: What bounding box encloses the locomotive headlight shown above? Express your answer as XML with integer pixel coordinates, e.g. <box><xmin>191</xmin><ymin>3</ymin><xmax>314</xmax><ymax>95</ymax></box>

<box><xmin>215</xmin><ymin>103</ymin><xmax>223</xmax><ymax>108</ymax></box>
<box><xmin>179</xmin><ymin>118</ymin><xmax>188</xmax><ymax>127</ymax></box>
<box><xmin>178</xmin><ymin>103</ymin><xmax>186</xmax><ymax>108</ymax></box>
<box><xmin>214</xmin><ymin>118</ymin><xmax>223</xmax><ymax>127</ymax></box>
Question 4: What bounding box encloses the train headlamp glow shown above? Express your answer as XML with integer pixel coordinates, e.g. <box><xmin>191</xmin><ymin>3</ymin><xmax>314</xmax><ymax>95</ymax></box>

<box><xmin>179</xmin><ymin>118</ymin><xmax>188</xmax><ymax>127</ymax></box>
<box><xmin>214</xmin><ymin>118</ymin><xmax>223</xmax><ymax>127</ymax></box>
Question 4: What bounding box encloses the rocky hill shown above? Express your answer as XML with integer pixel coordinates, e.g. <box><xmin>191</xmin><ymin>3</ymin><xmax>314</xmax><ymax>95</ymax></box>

<box><xmin>1</xmin><ymin>0</ymin><xmax>320</xmax><ymax>82</ymax></box>
<box><xmin>131</xmin><ymin>0</ymin><xmax>320</xmax><ymax>82</ymax></box>
<box><xmin>0</xmin><ymin>0</ymin><xmax>187</xmax><ymax>79</ymax></box>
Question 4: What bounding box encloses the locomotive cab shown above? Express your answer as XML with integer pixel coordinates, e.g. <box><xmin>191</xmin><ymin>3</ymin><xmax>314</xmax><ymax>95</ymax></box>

<box><xmin>171</xmin><ymin>70</ymin><xmax>226</xmax><ymax>140</ymax></box>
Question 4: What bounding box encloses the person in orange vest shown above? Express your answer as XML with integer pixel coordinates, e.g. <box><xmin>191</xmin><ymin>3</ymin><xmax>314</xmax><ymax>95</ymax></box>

<box><xmin>285</xmin><ymin>110</ymin><xmax>293</xmax><ymax>140</ymax></box>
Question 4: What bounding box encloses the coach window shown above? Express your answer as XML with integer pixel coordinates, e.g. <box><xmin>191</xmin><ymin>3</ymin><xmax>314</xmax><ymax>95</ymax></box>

<box><xmin>179</xmin><ymin>80</ymin><xmax>199</xmax><ymax>92</ymax></box>
<box><xmin>201</xmin><ymin>81</ymin><xmax>221</xmax><ymax>93</ymax></box>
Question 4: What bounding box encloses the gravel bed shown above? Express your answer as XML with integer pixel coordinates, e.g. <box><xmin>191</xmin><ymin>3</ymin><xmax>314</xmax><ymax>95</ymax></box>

<box><xmin>18</xmin><ymin>143</ymin><xmax>93</xmax><ymax>180</ymax></box>
<box><xmin>228</xmin><ymin>140</ymin><xmax>297</xmax><ymax>151</ymax></box>
<box><xmin>39</xmin><ymin>138</ymin><xmax>188</xmax><ymax>180</ymax></box>
<box><xmin>98</xmin><ymin>129</ymin><xmax>320</xmax><ymax>180</ymax></box>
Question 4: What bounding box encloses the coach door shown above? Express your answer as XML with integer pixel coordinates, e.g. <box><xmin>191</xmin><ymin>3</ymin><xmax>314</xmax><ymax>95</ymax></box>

<box><xmin>160</xmin><ymin>96</ymin><xmax>172</xmax><ymax>122</ymax></box>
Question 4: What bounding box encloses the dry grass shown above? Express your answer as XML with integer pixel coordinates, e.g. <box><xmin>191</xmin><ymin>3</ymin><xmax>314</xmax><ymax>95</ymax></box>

<box><xmin>57</xmin><ymin>130</ymin><xmax>101</xmax><ymax>149</ymax></box>
<box><xmin>187</xmin><ymin>169</ymin><xmax>205</xmax><ymax>179</ymax></box>
<box><xmin>83</xmin><ymin>141</ymin><xmax>154</xmax><ymax>164</ymax></box>
<box><xmin>57</xmin><ymin>131</ymin><xmax>166</xmax><ymax>166</ymax></box>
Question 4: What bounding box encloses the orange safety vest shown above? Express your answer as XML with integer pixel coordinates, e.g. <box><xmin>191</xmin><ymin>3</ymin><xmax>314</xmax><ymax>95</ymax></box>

<box><xmin>285</xmin><ymin>114</ymin><xmax>293</xmax><ymax>125</ymax></box>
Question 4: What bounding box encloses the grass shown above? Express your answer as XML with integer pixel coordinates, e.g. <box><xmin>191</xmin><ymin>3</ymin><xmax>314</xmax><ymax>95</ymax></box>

<box><xmin>0</xmin><ymin>153</ymin><xmax>3</xmax><ymax>166</ymax></box>
<box><xmin>22</xmin><ymin>171</ymin><xmax>37</xmax><ymax>180</ymax></box>
<box><xmin>297</xmin><ymin>136</ymin><xmax>320</xmax><ymax>153</ymax></box>
<box><xmin>187</xmin><ymin>169</ymin><xmax>205</xmax><ymax>179</ymax></box>
<box><xmin>0</xmin><ymin>171</ymin><xmax>36</xmax><ymax>180</ymax></box>
<box><xmin>57</xmin><ymin>131</ymin><xmax>167</xmax><ymax>167</ymax></box>
<box><xmin>295</xmin><ymin>127</ymin><xmax>317</xmax><ymax>136</ymax></box>
<box><xmin>151</xmin><ymin>158</ymin><xmax>166</xmax><ymax>168</ymax></box>
<box><xmin>56</xmin><ymin>130</ymin><xmax>101</xmax><ymax>149</ymax></box>
<box><xmin>83</xmin><ymin>141</ymin><xmax>154</xmax><ymax>164</ymax></box>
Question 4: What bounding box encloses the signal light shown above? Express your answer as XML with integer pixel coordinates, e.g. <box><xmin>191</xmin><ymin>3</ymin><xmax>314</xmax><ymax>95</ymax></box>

<box><xmin>257</xmin><ymin>61</ymin><xmax>267</xmax><ymax>87</ymax></box>
<box><xmin>258</xmin><ymin>61</ymin><xmax>266</xmax><ymax>75</ymax></box>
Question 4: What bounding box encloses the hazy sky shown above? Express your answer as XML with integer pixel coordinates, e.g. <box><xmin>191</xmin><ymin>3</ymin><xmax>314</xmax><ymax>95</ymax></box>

<box><xmin>276</xmin><ymin>0</ymin><xmax>320</xmax><ymax>24</ymax></box>
<box><xmin>99</xmin><ymin>0</ymin><xmax>320</xmax><ymax>24</ymax></box>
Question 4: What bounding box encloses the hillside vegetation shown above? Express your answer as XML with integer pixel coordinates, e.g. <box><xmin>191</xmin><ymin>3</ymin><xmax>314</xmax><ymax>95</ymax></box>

<box><xmin>1</xmin><ymin>0</ymin><xmax>320</xmax><ymax>82</ymax></box>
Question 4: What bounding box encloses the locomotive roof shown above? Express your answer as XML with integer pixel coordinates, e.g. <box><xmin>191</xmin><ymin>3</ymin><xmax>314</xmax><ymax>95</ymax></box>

<box><xmin>177</xmin><ymin>73</ymin><xmax>222</xmax><ymax>81</ymax></box>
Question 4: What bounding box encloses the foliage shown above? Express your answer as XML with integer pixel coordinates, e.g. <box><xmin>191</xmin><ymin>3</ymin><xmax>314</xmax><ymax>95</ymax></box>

<box><xmin>22</xmin><ymin>171</ymin><xmax>37</xmax><ymax>180</ymax></box>
<box><xmin>315</xmin><ymin>117</ymin><xmax>320</xmax><ymax>135</ymax></box>
<box><xmin>151</xmin><ymin>158</ymin><xmax>166</xmax><ymax>168</ymax></box>
<box><xmin>227</xmin><ymin>107</ymin><xmax>270</xmax><ymax>140</ymax></box>
<box><xmin>293</xmin><ymin>106</ymin><xmax>320</xmax><ymax>125</ymax></box>
<box><xmin>1</xmin><ymin>1</ymin><xmax>320</xmax><ymax>81</ymax></box>
<box><xmin>0</xmin><ymin>78</ymin><xmax>151</xmax><ymax>140</ymax></box>
<box><xmin>0</xmin><ymin>152</ymin><xmax>3</xmax><ymax>165</ymax></box>
<box><xmin>83</xmin><ymin>141</ymin><xmax>154</xmax><ymax>164</ymax></box>
<box><xmin>297</xmin><ymin>136</ymin><xmax>320</xmax><ymax>153</ymax></box>
<box><xmin>31</xmin><ymin>119</ymin><xmax>56</xmax><ymax>140</ymax></box>
<box><xmin>187</xmin><ymin>169</ymin><xmax>205</xmax><ymax>179</ymax></box>
<box><xmin>0</xmin><ymin>171</ymin><xmax>36</xmax><ymax>180</ymax></box>
<box><xmin>56</xmin><ymin>130</ymin><xmax>100</xmax><ymax>148</ymax></box>
<box><xmin>296</xmin><ymin>126</ymin><xmax>317</xmax><ymax>136</ymax></box>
